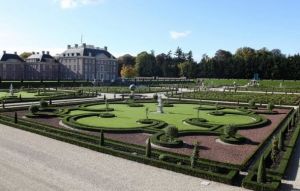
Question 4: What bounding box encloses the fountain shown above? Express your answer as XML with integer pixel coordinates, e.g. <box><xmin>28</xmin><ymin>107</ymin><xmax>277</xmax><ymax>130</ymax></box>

<box><xmin>9</xmin><ymin>83</ymin><xmax>14</xmax><ymax>97</ymax></box>
<box><xmin>129</xmin><ymin>84</ymin><xmax>136</xmax><ymax>99</ymax></box>
<box><xmin>157</xmin><ymin>94</ymin><xmax>164</xmax><ymax>113</ymax></box>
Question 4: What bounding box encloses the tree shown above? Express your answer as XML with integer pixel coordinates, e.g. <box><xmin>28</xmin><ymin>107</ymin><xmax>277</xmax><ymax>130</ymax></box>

<box><xmin>190</xmin><ymin>141</ymin><xmax>200</xmax><ymax>168</ymax></box>
<box><xmin>257</xmin><ymin>156</ymin><xmax>266</xmax><ymax>183</ymax></box>
<box><xmin>145</xmin><ymin>138</ymin><xmax>151</xmax><ymax>158</ymax></box>
<box><xmin>164</xmin><ymin>125</ymin><xmax>178</xmax><ymax>141</ymax></box>
<box><xmin>20</xmin><ymin>52</ymin><xmax>32</xmax><ymax>59</ymax></box>
<box><xmin>120</xmin><ymin>65</ymin><xmax>137</xmax><ymax>78</ymax></box>
<box><xmin>117</xmin><ymin>54</ymin><xmax>135</xmax><ymax>75</ymax></box>
<box><xmin>135</xmin><ymin>51</ymin><xmax>156</xmax><ymax>76</ymax></box>
<box><xmin>145</xmin><ymin>107</ymin><xmax>149</xmax><ymax>119</ymax></box>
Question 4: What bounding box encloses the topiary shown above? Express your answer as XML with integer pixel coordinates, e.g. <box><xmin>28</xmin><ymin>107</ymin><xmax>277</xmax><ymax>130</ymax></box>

<box><xmin>153</xmin><ymin>93</ymin><xmax>158</xmax><ymax>100</ymax></box>
<box><xmin>267</xmin><ymin>102</ymin><xmax>275</xmax><ymax>111</ymax></box>
<box><xmin>223</xmin><ymin>125</ymin><xmax>237</xmax><ymax>138</ymax></box>
<box><xmin>257</xmin><ymin>156</ymin><xmax>266</xmax><ymax>183</ymax></box>
<box><xmin>40</xmin><ymin>99</ymin><xmax>48</xmax><ymax>108</ymax></box>
<box><xmin>190</xmin><ymin>141</ymin><xmax>200</xmax><ymax>168</ymax></box>
<box><xmin>164</xmin><ymin>125</ymin><xmax>178</xmax><ymax>141</ymax></box>
<box><xmin>29</xmin><ymin>105</ymin><xmax>39</xmax><ymax>114</ymax></box>
<box><xmin>271</xmin><ymin>136</ymin><xmax>279</xmax><ymax>164</ymax></box>
<box><xmin>145</xmin><ymin>138</ymin><xmax>151</xmax><ymax>158</ymax></box>
<box><xmin>100</xmin><ymin>130</ymin><xmax>104</xmax><ymax>146</ymax></box>
<box><xmin>158</xmin><ymin>154</ymin><xmax>167</xmax><ymax>161</ymax></box>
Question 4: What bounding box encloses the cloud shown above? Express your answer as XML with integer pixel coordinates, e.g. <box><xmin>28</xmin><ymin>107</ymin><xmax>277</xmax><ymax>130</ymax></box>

<box><xmin>56</xmin><ymin>0</ymin><xmax>103</xmax><ymax>9</ymax></box>
<box><xmin>170</xmin><ymin>30</ymin><xmax>191</xmax><ymax>40</ymax></box>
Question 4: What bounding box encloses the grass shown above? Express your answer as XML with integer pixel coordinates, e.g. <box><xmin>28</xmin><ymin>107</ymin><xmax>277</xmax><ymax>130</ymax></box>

<box><xmin>0</xmin><ymin>91</ymin><xmax>46</xmax><ymax>98</ymax></box>
<box><xmin>74</xmin><ymin>103</ymin><xmax>256</xmax><ymax>131</ymax></box>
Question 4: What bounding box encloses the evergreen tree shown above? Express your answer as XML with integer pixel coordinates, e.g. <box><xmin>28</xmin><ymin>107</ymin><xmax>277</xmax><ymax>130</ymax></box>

<box><xmin>145</xmin><ymin>138</ymin><xmax>151</xmax><ymax>158</ymax></box>
<box><xmin>190</xmin><ymin>141</ymin><xmax>200</xmax><ymax>168</ymax></box>
<box><xmin>100</xmin><ymin>130</ymin><xmax>104</xmax><ymax>146</ymax></box>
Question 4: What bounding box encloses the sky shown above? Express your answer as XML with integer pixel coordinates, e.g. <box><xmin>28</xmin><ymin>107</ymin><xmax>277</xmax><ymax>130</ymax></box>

<box><xmin>0</xmin><ymin>0</ymin><xmax>300</xmax><ymax>61</ymax></box>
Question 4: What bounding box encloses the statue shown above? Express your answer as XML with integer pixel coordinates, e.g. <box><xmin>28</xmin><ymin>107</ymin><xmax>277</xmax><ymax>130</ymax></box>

<box><xmin>157</xmin><ymin>94</ymin><xmax>164</xmax><ymax>113</ymax></box>
<box><xmin>9</xmin><ymin>83</ymin><xmax>13</xmax><ymax>97</ymax></box>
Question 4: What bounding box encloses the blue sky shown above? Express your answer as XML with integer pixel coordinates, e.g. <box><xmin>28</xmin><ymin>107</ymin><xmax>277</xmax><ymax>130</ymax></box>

<box><xmin>0</xmin><ymin>0</ymin><xmax>299</xmax><ymax>60</ymax></box>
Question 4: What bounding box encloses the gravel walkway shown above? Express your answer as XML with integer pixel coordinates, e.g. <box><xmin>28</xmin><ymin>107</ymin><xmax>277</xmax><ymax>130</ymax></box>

<box><xmin>0</xmin><ymin>124</ymin><xmax>250</xmax><ymax>191</ymax></box>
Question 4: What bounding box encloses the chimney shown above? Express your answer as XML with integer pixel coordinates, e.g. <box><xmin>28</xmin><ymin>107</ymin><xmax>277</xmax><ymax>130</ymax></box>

<box><xmin>67</xmin><ymin>45</ymin><xmax>71</xmax><ymax>49</ymax></box>
<box><xmin>32</xmin><ymin>51</ymin><xmax>35</xmax><ymax>54</ymax></box>
<box><xmin>104</xmin><ymin>46</ymin><xmax>107</xmax><ymax>51</ymax></box>
<box><xmin>75</xmin><ymin>44</ymin><xmax>78</xmax><ymax>48</ymax></box>
<box><xmin>42</xmin><ymin>51</ymin><xmax>45</xmax><ymax>54</ymax></box>
<box><xmin>46</xmin><ymin>51</ymin><xmax>49</xmax><ymax>55</ymax></box>
<box><xmin>3</xmin><ymin>50</ymin><xmax>6</xmax><ymax>54</ymax></box>
<box><xmin>83</xmin><ymin>43</ymin><xmax>86</xmax><ymax>48</ymax></box>
<box><xmin>14</xmin><ymin>51</ymin><xmax>17</xmax><ymax>55</ymax></box>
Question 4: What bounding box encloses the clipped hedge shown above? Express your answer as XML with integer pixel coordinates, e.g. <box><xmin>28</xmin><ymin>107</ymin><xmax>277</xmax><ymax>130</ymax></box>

<box><xmin>150</xmin><ymin>131</ymin><xmax>184</xmax><ymax>148</ymax></box>
<box><xmin>242</xmin><ymin>172</ymin><xmax>281</xmax><ymax>191</ymax></box>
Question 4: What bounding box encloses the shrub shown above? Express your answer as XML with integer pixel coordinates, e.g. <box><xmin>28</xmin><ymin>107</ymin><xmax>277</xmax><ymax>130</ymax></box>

<box><xmin>267</xmin><ymin>102</ymin><xmax>275</xmax><ymax>111</ymax></box>
<box><xmin>158</xmin><ymin>154</ymin><xmax>167</xmax><ymax>161</ymax></box>
<box><xmin>153</xmin><ymin>93</ymin><xmax>158</xmax><ymax>100</ymax></box>
<box><xmin>257</xmin><ymin>157</ymin><xmax>266</xmax><ymax>183</ymax></box>
<box><xmin>100</xmin><ymin>130</ymin><xmax>104</xmax><ymax>146</ymax></box>
<box><xmin>278</xmin><ymin>131</ymin><xmax>283</xmax><ymax>151</ymax></box>
<box><xmin>223</xmin><ymin>125</ymin><xmax>237</xmax><ymax>137</ymax></box>
<box><xmin>29</xmin><ymin>105</ymin><xmax>39</xmax><ymax>114</ymax></box>
<box><xmin>14</xmin><ymin>112</ymin><xmax>18</xmax><ymax>123</ymax></box>
<box><xmin>191</xmin><ymin>141</ymin><xmax>200</xmax><ymax>168</ymax></box>
<box><xmin>40</xmin><ymin>100</ymin><xmax>48</xmax><ymax>108</ymax></box>
<box><xmin>164</xmin><ymin>125</ymin><xmax>178</xmax><ymax>141</ymax></box>
<box><xmin>145</xmin><ymin>138</ymin><xmax>151</xmax><ymax>158</ymax></box>
<box><xmin>99</xmin><ymin>113</ymin><xmax>116</xmax><ymax>118</ymax></box>
<box><xmin>271</xmin><ymin>136</ymin><xmax>279</xmax><ymax>164</ymax></box>
<box><xmin>249</xmin><ymin>99</ymin><xmax>255</xmax><ymax>107</ymax></box>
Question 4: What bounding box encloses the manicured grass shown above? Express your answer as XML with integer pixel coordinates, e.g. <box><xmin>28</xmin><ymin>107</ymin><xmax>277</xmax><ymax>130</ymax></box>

<box><xmin>0</xmin><ymin>91</ymin><xmax>46</xmax><ymax>98</ymax></box>
<box><xmin>74</xmin><ymin>103</ymin><xmax>256</xmax><ymax>131</ymax></box>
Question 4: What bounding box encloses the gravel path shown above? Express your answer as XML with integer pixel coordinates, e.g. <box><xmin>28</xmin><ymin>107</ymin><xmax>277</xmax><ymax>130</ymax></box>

<box><xmin>0</xmin><ymin>124</ymin><xmax>250</xmax><ymax>191</ymax></box>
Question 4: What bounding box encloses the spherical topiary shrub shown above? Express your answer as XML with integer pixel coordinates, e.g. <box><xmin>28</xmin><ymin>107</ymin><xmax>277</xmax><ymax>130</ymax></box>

<box><xmin>99</xmin><ymin>113</ymin><xmax>116</xmax><ymax>118</ymax></box>
<box><xmin>40</xmin><ymin>100</ymin><xmax>48</xmax><ymax>108</ymax></box>
<box><xmin>164</xmin><ymin>125</ymin><xmax>178</xmax><ymax>141</ymax></box>
<box><xmin>29</xmin><ymin>105</ymin><xmax>39</xmax><ymax>114</ymax></box>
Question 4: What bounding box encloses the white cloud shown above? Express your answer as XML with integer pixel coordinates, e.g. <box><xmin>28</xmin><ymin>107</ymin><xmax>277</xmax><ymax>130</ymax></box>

<box><xmin>170</xmin><ymin>30</ymin><xmax>191</xmax><ymax>40</ymax></box>
<box><xmin>56</xmin><ymin>0</ymin><xmax>103</xmax><ymax>9</ymax></box>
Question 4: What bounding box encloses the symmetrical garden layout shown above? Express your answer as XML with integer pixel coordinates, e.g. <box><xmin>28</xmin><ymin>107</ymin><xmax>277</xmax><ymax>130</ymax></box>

<box><xmin>0</xmin><ymin>98</ymin><xmax>299</xmax><ymax>191</ymax></box>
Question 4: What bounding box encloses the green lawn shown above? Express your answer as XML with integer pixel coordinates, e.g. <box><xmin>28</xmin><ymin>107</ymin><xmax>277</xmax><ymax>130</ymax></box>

<box><xmin>0</xmin><ymin>91</ymin><xmax>46</xmax><ymax>98</ymax></box>
<box><xmin>74</xmin><ymin>103</ymin><xmax>256</xmax><ymax>131</ymax></box>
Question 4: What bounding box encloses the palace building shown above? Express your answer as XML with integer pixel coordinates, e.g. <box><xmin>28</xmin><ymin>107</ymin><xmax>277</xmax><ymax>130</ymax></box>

<box><xmin>0</xmin><ymin>44</ymin><xmax>118</xmax><ymax>81</ymax></box>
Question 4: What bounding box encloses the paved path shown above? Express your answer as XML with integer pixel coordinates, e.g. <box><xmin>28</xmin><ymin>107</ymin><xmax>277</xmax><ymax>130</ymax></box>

<box><xmin>0</xmin><ymin>124</ymin><xmax>249</xmax><ymax>191</ymax></box>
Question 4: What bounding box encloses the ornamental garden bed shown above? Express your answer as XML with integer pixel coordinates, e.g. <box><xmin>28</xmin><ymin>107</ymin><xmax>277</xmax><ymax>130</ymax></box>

<box><xmin>2</xmin><ymin>102</ymin><xmax>291</xmax><ymax>167</ymax></box>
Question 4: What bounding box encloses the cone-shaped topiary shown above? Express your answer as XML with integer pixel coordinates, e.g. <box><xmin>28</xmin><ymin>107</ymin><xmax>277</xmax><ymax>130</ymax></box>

<box><xmin>190</xmin><ymin>141</ymin><xmax>200</xmax><ymax>168</ymax></box>
<box><xmin>267</xmin><ymin>102</ymin><xmax>275</xmax><ymax>111</ymax></box>
<box><xmin>257</xmin><ymin>156</ymin><xmax>267</xmax><ymax>183</ymax></box>
<box><xmin>271</xmin><ymin>136</ymin><xmax>279</xmax><ymax>164</ymax></box>
<box><xmin>145</xmin><ymin>138</ymin><xmax>151</xmax><ymax>158</ymax></box>
<box><xmin>14</xmin><ymin>112</ymin><xmax>18</xmax><ymax>123</ymax></box>
<box><xmin>99</xmin><ymin>130</ymin><xmax>104</xmax><ymax>146</ymax></box>
<box><xmin>278</xmin><ymin>131</ymin><xmax>284</xmax><ymax>151</ymax></box>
